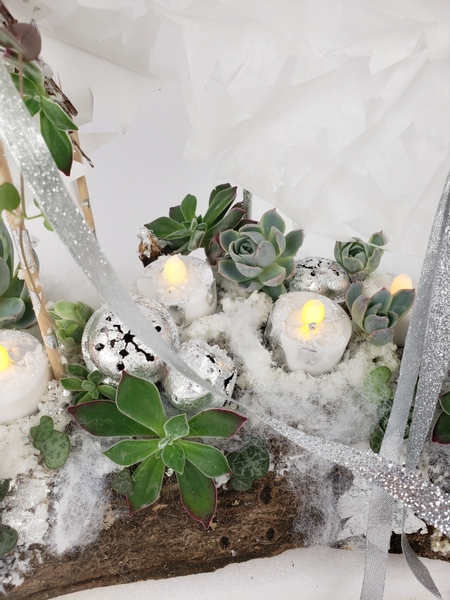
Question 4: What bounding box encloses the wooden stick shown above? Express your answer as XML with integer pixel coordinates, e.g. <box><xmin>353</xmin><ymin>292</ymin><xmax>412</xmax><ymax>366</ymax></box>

<box><xmin>0</xmin><ymin>141</ymin><xmax>65</xmax><ymax>380</ymax></box>
<box><xmin>71</xmin><ymin>131</ymin><xmax>96</xmax><ymax>235</ymax></box>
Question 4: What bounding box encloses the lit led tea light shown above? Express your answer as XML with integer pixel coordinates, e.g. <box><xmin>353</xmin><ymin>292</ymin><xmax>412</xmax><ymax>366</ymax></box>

<box><xmin>0</xmin><ymin>344</ymin><xmax>9</xmax><ymax>371</ymax></box>
<box><xmin>265</xmin><ymin>292</ymin><xmax>352</xmax><ymax>375</ymax></box>
<box><xmin>390</xmin><ymin>274</ymin><xmax>414</xmax><ymax>347</ymax></box>
<box><xmin>0</xmin><ymin>330</ymin><xmax>51</xmax><ymax>424</ymax></box>
<box><xmin>137</xmin><ymin>254</ymin><xmax>217</xmax><ymax>324</ymax></box>
<box><xmin>164</xmin><ymin>254</ymin><xmax>187</xmax><ymax>286</ymax></box>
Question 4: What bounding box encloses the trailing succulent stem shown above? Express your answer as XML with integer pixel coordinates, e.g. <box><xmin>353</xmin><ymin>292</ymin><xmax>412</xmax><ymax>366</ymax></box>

<box><xmin>335</xmin><ymin>232</ymin><xmax>386</xmax><ymax>281</ymax></box>
<box><xmin>218</xmin><ymin>209</ymin><xmax>304</xmax><ymax>300</ymax></box>
<box><xmin>61</xmin><ymin>364</ymin><xmax>116</xmax><ymax>404</ymax></box>
<box><xmin>144</xmin><ymin>184</ymin><xmax>247</xmax><ymax>262</ymax></box>
<box><xmin>30</xmin><ymin>416</ymin><xmax>70</xmax><ymax>469</ymax></box>
<box><xmin>345</xmin><ymin>281</ymin><xmax>414</xmax><ymax>346</ymax></box>
<box><xmin>69</xmin><ymin>372</ymin><xmax>247</xmax><ymax>528</ymax></box>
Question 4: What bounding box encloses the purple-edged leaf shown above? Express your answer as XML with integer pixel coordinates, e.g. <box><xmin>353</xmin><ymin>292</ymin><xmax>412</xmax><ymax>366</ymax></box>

<box><xmin>235</xmin><ymin>262</ymin><xmax>263</xmax><ymax>278</ymax></box>
<box><xmin>177</xmin><ymin>460</ymin><xmax>217</xmax><ymax>529</ymax></box>
<box><xmin>104</xmin><ymin>439</ymin><xmax>159</xmax><ymax>467</ymax></box>
<box><xmin>365</xmin><ymin>247</ymin><xmax>383</xmax><ymax>273</ymax></box>
<box><xmin>259</xmin><ymin>209</ymin><xmax>286</xmax><ymax>237</ymax></box>
<box><xmin>440</xmin><ymin>392</ymin><xmax>450</xmax><ymax>416</ymax></box>
<box><xmin>219</xmin><ymin>229</ymin><xmax>240</xmax><ymax>252</ymax></box>
<box><xmin>432</xmin><ymin>410</ymin><xmax>450</xmax><ymax>444</ymax></box>
<box><xmin>208</xmin><ymin>183</ymin><xmax>233</xmax><ymax>204</ymax></box>
<box><xmin>368</xmin><ymin>288</ymin><xmax>391</xmax><ymax>314</ymax></box>
<box><xmin>205</xmin><ymin>235</ymin><xmax>225</xmax><ymax>265</ymax></box>
<box><xmin>368</xmin><ymin>231</ymin><xmax>387</xmax><ymax>247</ymax></box>
<box><xmin>217</xmin><ymin>258</ymin><xmax>248</xmax><ymax>283</ymax></box>
<box><xmin>280</xmin><ymin>229</ymin><xmax>304</xmax><ymax>259</ymax></box>
<box><xmin>240</xmin><ymin>279</ymin><xmax>264</xmax><ymax>292</ymax></box>
<box><xmin>162</xmin><ymin>442</ymin><xmax>185</xmax><ymax>474</ymax></box>
<box><xmin>116</xmin><ymin>372</ymin><xmax>165</xmax><ymax>437</ymax></box>
<box><xmin>128</xmin><ymin>454</ymin><xmax>165</xmax><ymax>513</ymax></box>
<box><xmin>187</xmin><ymin>409</ymin><xmax>247</xmax><ymax>438</ymax></box>
<box><xmin>350</xmin><ymin>294</ymin><xmax>369</xmax><ymax>329</ymax></box>
<box><xmin>342</xmin><ymin>256</ymin><xmax>365</xmax><ymax>274</ymax></box>
<box><xmin>267</xmin><ymin>227</ymin><xmax>286</xmax><ymax>257</ymax></box>
<box><xmin>180</xmin><ymin>194</ymin><xmax>197</xmax><ymax>221</ymax></box>
<box><xmin>389</xmin><ymin>289</ymin><xmax>415</xmax><ymax>320</ymax></box>
<box><xmin>258</xmin><ymin>263</ymin><xmax>285</xmax><ymax>286</ymax></box>
<box><xmin>365</xmin><ymin>328</ymin><xmax>394</xmax><ymax>346</ymax></box>
<box><xmin>203</xmin><ymin>186</ymin><xmax>237</xmax><ymax>225</ymax></box>
<box><xmin>164</xmin><ymin>413</ymin><xmax>189</xmax><ymax>440</ymax></box>
<box><xmin>68</xmin><ymin>401</ymin><xmax>155</xmax><ymax>437</ymax></box>
<box><xmin>40</xmin><ymin>113</ymin><xmax>73</xmax><ymax>176</ymax></box>
<box><xmin>205</xmin><ymin>206</ymin><xmax>246</xmax><ymax>243</ymax></box>
<box><xmin>179</xmin><ymin>440</ymin><xmax>230</xmax><ymax>478</ymax></box>
<box><xmin>254</xmin><ymin>239</ymin><xmax>277</xmax><ymax>267</ymax></box>
<box><xmin>365</xmin><ymin>303</ymin><xmax>382</xmax><ymax>318</ymax></box>
<box><xmin>363</xmin><ymin>314</ymin><xmax>389</xmax><ymax>335</ymax></box>
<box><xmin>277</xmin><ymin>257</ymin><xmax>295</xmax><ymax>279</ymax></box>
<box><xmin>144</xmin><ymin>216</ymin><xmax>183</xmax><ymax>238</ymax></box>
<box><xmin>345</xmin><ymin>282</ymin><xmax>364</xmax><ymax>311</ymax></box>
<box><xmin>387</xmin><ymin>310</ymin><xmax>398</xmax><ymax>327</ymax></box>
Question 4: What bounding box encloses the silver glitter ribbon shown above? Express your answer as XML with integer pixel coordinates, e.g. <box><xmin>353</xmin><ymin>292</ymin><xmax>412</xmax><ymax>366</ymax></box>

<box><xmin>362</xmin><ymin>168</ymin><xmax>450</xmax><ymax>600</ymax></box>
<box><xmin>1</xmin><ymin>59</ymin><xmax>450</xmax><ymax>597</ymax></box>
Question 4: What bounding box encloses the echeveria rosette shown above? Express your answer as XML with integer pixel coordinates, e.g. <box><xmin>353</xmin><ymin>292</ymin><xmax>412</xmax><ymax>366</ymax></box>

<box><xmin>432</xmin><ymin>392</ymin><xmax>450</xmax><ymax>445</ymax></box>
<box><xmin>345</xmin><ymin>281</ymin><xmax>415</xmax><ymax>346</ymax></box>
<box><xmin>334</xmin><ymin>231</ymin><xmax>387</xmax><ymax>281</ymax></box>
<box><xmin>68</xmin><ymin>372</ymin><xmax>246</xmax><ymax>528</ymax></box>
<box><xmin>217</xmin><ymin>209</ymin><xmax>304</xmax><ymax>300</ymax></box>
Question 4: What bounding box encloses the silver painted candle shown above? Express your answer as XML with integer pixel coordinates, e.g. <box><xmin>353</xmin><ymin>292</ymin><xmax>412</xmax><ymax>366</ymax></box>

<box><xmin>289</xmin><ymin>257</ymin><xmax>351</xmax><ymax>303</ymax></box>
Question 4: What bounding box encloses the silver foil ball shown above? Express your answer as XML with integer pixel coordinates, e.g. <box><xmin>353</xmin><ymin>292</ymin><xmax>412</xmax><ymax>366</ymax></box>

<box><xmin>164</xmin><ymin>339</ymin><xmax>236</xmax><ymax>411</ymax></box>
<box><xmin>289</xmin><ymin>257</ymin><xmax>351</xmax><ymax>303</ymax></box>
<box><xmin>82</xmin><ymin>297</ymin><xmax>179</xmax><ymax>385</ymax></box>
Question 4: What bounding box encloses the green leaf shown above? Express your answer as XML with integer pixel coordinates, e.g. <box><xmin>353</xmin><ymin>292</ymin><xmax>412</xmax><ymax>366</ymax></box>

<box><xmin>0</xmin><ymin>297</ymin><xmax>26</xmax><ymax>327</ymax></box>
<box><xmin>219</xmin><ymin>229</ymin><xmax>240</xmax><ymax>253</ymax></box>
<box><xmin>0</xmin><ymin>182</ymin><xmax>21</xmax><ymax>213</ymax></box>
<box><xmin>97</xmin><ymin>384</ymin><xmax>116</xmax><ymax>400</ymax></box>
<box><xmin>178</xmin><ymin>440</ymin><xmax>230</xmax><ymax>478</ymax></box>
<box><xmin>0</xmin><ymin>257</ymin><xmax>10</xmax><ymax>296</ymax></box>
<box><xmin>128</xmin><ymin>454</ymin><xmax>165</xmax><ymax>513</ymax></box>
<box><xmin>10</xmin><ymin>73</ymin><xmax>40</xmax><ymax>97</ymax></box>
<box><xmin>104</xmin><ymin>439</ymin><xmax>159</xmax><ymax>467</ymax></box>
<box><xmin>0</xmin><ymin>222</ymin><xmax>13</xmax><ymax>271</ymax></box>
<box><xmin>368</xmin><ymin>288</ymin><xmax>391</xmax><ymax>314</ymax></box>
<box><xmin>40</xmin><ymin>112</ymin><xmax>73</xmax><ymax>176</ymax></box>
<box><xmin>7</xmin><ymin>53</ymin><xmax>45</xmax><ymax>92</ymax></box>
<box><xmin>365</xmin><ymin>328</ymin><xmax>394</xmax><ymax>346</ymax></box>
<box><xmin>116</xmin><ymin>373</ymin><xmax>166</xmax><ymax>437</ymax></box>
<box><xmin>180</xmin><ymin>194</ymin><xmax>197</xmax><ymax>221</ymax></box>
<box><xmin>0</xmin><ymin>524</ymin><xmax>18</xmax><ymax>558</ymax></box>
<box><xmin>187</xmin><ymin>409</ymin><xmax>247</xmax><ymax>438</ymax></box>
<box><xmin>24</xmin><ymin>97</ymin><xmax>41</xmax><ymax>117</ymax></box>
<box><xmin>112</xmin><ymin>469</ymin><xmax>134</xmax><ymax>496</ymax></box>
<box><xmin>363</xmin><ymin>367</ymin><xmax>393</xmax><ymax>404</ymax></box>
<box><xmin>68</xmin><ymin>401</ymin><xmax>156</xmax><ymax>437</ymax></box>
<box><xmin>258</xmin><ymin>262</ymin><xmax>286</xmax><ymax>287</ymax></box>
<box><xmin>12</xmin><ymin>296</ymin><xmax>36</xmax><ymax>329</ymax></box>
<box><xmin>229</xmin><ymin>477</ymin><xmax>252</xmax><ymax>491</ymax></box>
<box><xmin>88</xmin><ymin>370</ymin><xmax>105</xmax><ymax>385</ymax></box>
<box><xmin>144</xmin><ymin>216</ymin><xmax>183</xmax><ymax>238</ymax></box>
<box><xmin>33</xmin><ymin>430</ymin><xmax>70</xmax><ymax>469</ymax></box>
<box><xmin>432</xmin><ymin>411</ymin><xmax>450</xmax><ymax>444</ymax></box>
<box><xmin>0</xmin><ymin>479</ymin><xmax>10</xmax><ymax>503</ymax></box>
<box><xmin>162</xmin><ymin>443</ymin><xmax>185</xmax><ymax>474</ymax></box>
<box><xmin>169</xmin><ymin>204</ymin><xmax>184</xmax><ymax>223</ymax></box>
<box><xmin>346</xmin><ymin>281</ymin><xmax>364</xmax><ymax>311</ymax></box>
<box><xmin>40</xmin><ymin>97</ymin><xmax>78</xmax><ymax>131</ymax></box>
<box><xmin>177</xmin><ymin>460</ymin><xmax>216</xmax><ymax>529</ymax></box>
<box><xmin>439</xmin><ymin>392</ymin><xmax>450</xmax><ymax>416</ymax></box>
<box><xmin>389</xmin><ymin>289</ymin><xmax>415</xmax><ymax>320</ymax></box>
<box><xmin>368</xmin><ymin>231</ymin><xmax>387</xmax><ymax>247</ymax></box>
<box><xmin>217</xmin><ymin>258</ymin><xmax>248</xmax><ymax>283</ymax></box>
<box><xmin>203</xmin><ymin>186</ymin><xmax>237</xmax><ymax>226</ymax></box>
<box><xmin>363</xmin><ymin>314</ymin><xmax>389</xmax><ymax>335</ymax></box>
<box><xmin>227</xmin><ymin>439</ymin><xmax>270</xmax><ymax>482</ymax></box>
<box><xmin>204</xmin><ymin>206</ymin><xmax>246</xmax><ymax>244</ymax></box>
<box><xmin>280</xmin><ymin>229</ymin><xmax>304</xmax><ymax>259</ymax></box>
<box><xmin>208</xmin><ymin>183</ymin><xmax>233</xmax><ymax>205</ymax></box>
<box><xmin>66</xmin><ymin>364</ymin><xmax>89</xmax><ymax>379</ymax></box>
<box><xmin>351</xmin><ymin>295</ymin><xmax>369</xmax><ymax>329</ymax></box>
<box><xmin>30</xmin><ymin>415</ymin><xmax>54</xmax><ymax>442</ymax></box>
<box><xmin>164</xmin><ymin>413</ymin><xmax>190</xmax><ymax>440</ymax></box>
<box><xmin>60</xmin><ymin>377</ymin><xmax>84</xmax><ymax>392</ymax></box>
<box><xmin>259</xmin><ymin>209</ymin><xmax>286</xmax><ymax>237</ymax></box>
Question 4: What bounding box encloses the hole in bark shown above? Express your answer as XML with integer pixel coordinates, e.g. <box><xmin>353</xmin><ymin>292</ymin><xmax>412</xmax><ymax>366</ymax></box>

<box><xmin>265</xmin><ymin>528</ymin><xmax>275</xmax><ymax>541</ymax></box>
<box><xmin>260</xmin><ymin>483</ymin><xmax>272</xmax><ymax>505</ymax></box>
<box><xmin>219</xmin><ymin>536</ymin><xmax>230</xmax><ymax>549</ymax></box>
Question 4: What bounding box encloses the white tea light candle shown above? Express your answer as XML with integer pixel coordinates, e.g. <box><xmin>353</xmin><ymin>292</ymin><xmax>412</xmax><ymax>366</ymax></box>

<box><xmin>0</xmin><ymin>330</ymin><xmax>51</xmax><ymax>424</ymax></box>
<box><xmin>265</xmin><ymin>292</ymin><xmax>352</xmax><ymax>375</ymax></box>
<box><xmin>137</xmin><ymin>254</ymin><xmax>217</xmax><ymax>324</ymax></box>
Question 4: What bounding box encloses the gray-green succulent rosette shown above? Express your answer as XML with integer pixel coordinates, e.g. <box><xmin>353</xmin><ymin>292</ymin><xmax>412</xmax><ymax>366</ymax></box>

<box><xmin>334</xmin><ymin>231</ymin><xmax>387</xmax><ymax>281</ymax></box>
<box><xmin>217</xmin><ymin>209</ymin><xmax>304</xmax><ymax>300</ymax></box>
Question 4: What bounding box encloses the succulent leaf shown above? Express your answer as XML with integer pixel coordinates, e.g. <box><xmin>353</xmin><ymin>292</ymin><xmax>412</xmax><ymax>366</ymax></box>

<box><xmin>177</xmin><ymin>460</ymin><xmax>216</xmax><ymax>529</ymax></box>
<box><xmin>187</xmin><ymin>409</ymin><xmax>247</xmax><ymax>438</ymax></box>
<box><xmin>162</xmin><ymin>443</ymin><xmax>186</xmax><ymax>474</ymax></box>
<box><xmin>180</xmin><ymin>194</ymin><xmax>197</xmax><ymax>221</ymax></box>
<box><xmin>389</xmin><ymin>289</ymin><xmax>415</xmax><ymax>319</ymax></box>
<box><xmin>69</xmin><ymin>401</ymin><xmax>156</xmax><ymax>436</ymax></box>
<box><xmin>335</xmin><ymin>232</ymin><xmax>386</xmax><ymax>281</ymax></box>
<box><xmin>365</xmin><ymin>328</ymin><xmax>394</xmax><ymax>346</ymax></box>
<box><xmin>105</xmin><ymin>439</ymin><xmax>159</xmax><ymax>467</ymax></box>
<box><xmin>116</xmin><ymin>372</ymin><xmax>165</xmax><ymax>437</ymax></box>
<box><xmin>280</xmin><ymin>229</ymin><xmax>304</xmax><ymax>259</ymax></box>
<box><xmin>368</xmin><ymin>288</ymin><xmax>391</xmax><ymax>314</ymax></box>
<box><xmin>363</xmin><ymin>314</ymin><xmax>390</xmax><ymax>335</ymax></box>
<box><xmin>128</xmin><ymin>454</ymin><xmax>165</xmax><ymax>513</ymax></box>
<box><xmin>164</xmin><ymin>413</ymin><xmax>190</xmax><ymax>440</ymax></box>
<box><xmin>432</xmin><ymin>410</ymin><xmax>450</xmax><ymax>444</ymax></box>
<box><xmin>439</xmin><ymin>392</ymin><xmax>450</xmax><ymax>416</ymax></box>
<box><xmin>178</xmin><ymin>440</ymin><xmax>230</xmax><ymax>478</ymax></box>
<box><xmin>363</xmin><ymin>366</ymin><xmax>393</xmax><ymax>404</ymax></box>
<box><xmin>259</xmin><ymin>209</ymin><xmax>286</xmax><ymax>236</ymax></box>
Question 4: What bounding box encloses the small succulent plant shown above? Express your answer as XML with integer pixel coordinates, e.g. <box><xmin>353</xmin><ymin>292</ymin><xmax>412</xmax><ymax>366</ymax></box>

<box><xmin>227</xmin><ymin>438</ymin><xmax>270</xmax><ymax>491</ymax></box>
<box><xmin>217</xmin><ymin>209</ymin><xmax>304</xmax><ymax>300</ymax></box>
<box><xmin>432</xmin><ymin>392</ymin><xmax>450</xmax><ymax>444</ymax></box>
<box><xmin>334</xmin><ymin>232</ymin><xmax>387</xmax><ymax>281</ymax></box>
<box><xmin>0</xmin><ymin>220</ymin><xmax>36</xmax><ymax>329</ymax></box>
<box><xmin>49</xmin><ymin>300</ymin><xmax>94</xmax><ymax>347</ymax></box>
<box><xmin>61</xmin><ymin>364</ymin><xmax>116</xmax><ymax>404</ymax></box>
<box><xmin>144</xmin><ymin>184</ymin><xmax>247</xmax><ymax>261</ymax></box>
<box><xmin>0</xmin><ymin>479</ymin><xmax>18</xmax><ymax>558</ymax></box>
<box><xmin>69</xmin><ymin>372</ymin><xmax>247</xmax><ymax>528</ymax></box>
<box><xmin>345</xmin><ymin>282</ymin><xmax>415</xmax><ymax>346</ymax></box>
<box><xmin>30</xmin><ymin>416</ymin><xmax>70</xmax><ymax>469</ymax></box>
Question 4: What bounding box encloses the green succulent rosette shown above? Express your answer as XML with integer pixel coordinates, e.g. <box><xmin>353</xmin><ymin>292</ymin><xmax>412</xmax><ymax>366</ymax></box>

<box><xmin>334</xmin><ymin>231</ymin><xmax>387</xmax><ymax>281</ymax></box>
<box><xmin>217</xmin><ymin>209</ymin><xmax>303</xmax><ymax>300</ymax></box>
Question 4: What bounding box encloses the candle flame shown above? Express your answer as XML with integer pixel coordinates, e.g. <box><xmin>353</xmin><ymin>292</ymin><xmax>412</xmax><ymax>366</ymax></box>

<box><xmin>390</xmin><ymin>274</ymin><xmax>413</xmax><ymax>295</ymax></box>
<box><xmin>301</xmin><ymin>300</ymin><xmax>325</xmax><ymax>326</ymax></box>
<box><xmin>164</xmin><ymin>254</ymin><xmax>187</xmax><ymax>285</ymax></box>
<box><xmin>0</xmin><ymin>345</ymin><xmax>9</xmax><ymax>371</ymax></box>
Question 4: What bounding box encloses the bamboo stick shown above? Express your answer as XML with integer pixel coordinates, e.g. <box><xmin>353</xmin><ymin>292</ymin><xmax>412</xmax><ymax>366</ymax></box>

<box><xmin>71</xmin><ymin>131</ymin><xmax>96</xmax><ymax>235</ymax></box>
<box><xmin>0</xmin><ymin>141</ymin><xmax>65</xmax><ymax>380</ymax></box>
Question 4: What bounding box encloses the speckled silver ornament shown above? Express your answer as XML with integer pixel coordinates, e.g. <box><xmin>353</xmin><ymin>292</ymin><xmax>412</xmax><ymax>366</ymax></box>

<box><xmin>82</xmin><ymin>297</ymin><xmax>179</xmax><ymax>385</ymax></box>
<box><xmin>289</xmin><ymin>257</ymin><xmax>351</xmax><ymax>303</ymax></box>
<box><xmin>164</xmin><ymin>340</ymin><xmax>236</xmax><ymax>410</ymax></box>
